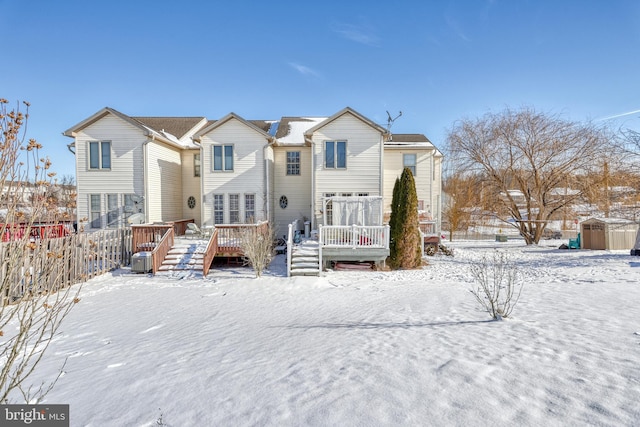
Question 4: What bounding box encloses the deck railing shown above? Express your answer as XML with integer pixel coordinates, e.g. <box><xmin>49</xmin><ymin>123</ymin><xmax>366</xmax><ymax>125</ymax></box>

<box><xmin>131</xmin><ymin>224</ymin><xmax>174</xmax><ymax>253</ymax></box>
<box><xmin>215</xmin><ymin>221</ymin><xmax>268</xmax><ymax>255</ymax></box>
<box><xmin>202</xmin><ymin>228</ymin><xmax>219</xmax><ymax>277</ymax></box>
<box><xmin>319</xmin><ymin>225</ymin><xmax>390</xmax><ymax>249</ymax></box>
<box><xmin>168</xmin><ymin>218</ymin><xmax>195</xmax><ymax>236</ymax></box>
<box><xmin>419</xmin><ymin>220</ymin><xmax>438</xmax><ymax>236</ymax></box>
<box><xmin>150</xmin><ymin>227</ymin><xmax>174</xmax><ymax>274</ymax></box>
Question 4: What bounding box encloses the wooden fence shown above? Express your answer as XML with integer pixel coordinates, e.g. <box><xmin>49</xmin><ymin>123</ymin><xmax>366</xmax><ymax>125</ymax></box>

<box><xmin>1</xmin><ymin>228</ymin><xmax>132</xmax><ymax>305</ymax></box>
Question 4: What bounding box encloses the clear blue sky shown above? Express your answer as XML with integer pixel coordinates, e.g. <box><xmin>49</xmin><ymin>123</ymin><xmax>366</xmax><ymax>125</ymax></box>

<box><xmin>2</xmin><ymin>0</ymin><xmax>639</xmax><ymax>177</ymax></box>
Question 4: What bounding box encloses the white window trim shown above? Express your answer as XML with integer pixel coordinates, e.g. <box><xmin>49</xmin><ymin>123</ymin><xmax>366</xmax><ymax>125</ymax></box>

<box><xmin>88</xmin><ymin>141</ymin><xmax>112</xmax><ymax>170</ymax></box>
<box><xmin>106</xmin><ymin>193</ymin><xmax>119</xmax><ymax>228</ymax></box>
<box><xmin>212</xmin><ymin>144</ymin><xmax>234</xmax><ymax>172</ymax></box>
<box><xmin>323</xmin><ymin>140</ymin><xmax>347</xmax><ymax>169</ymax></box>
<box><xmin>89</xmin><ymin>194</ymin><xmax>102</xmax><ymax>229</ymax></box>
<box><xmin>194</xmin><ymin>153</ymin><xmax>201</xmax><ymax>177</ymax></box>
<box><xmin>286</xmin><ymin>151</ymin><xmax>301</xmax><ymax>176</ymax></box>
<box><xmin>213</xmin><ymin>194</ymin><xmax>224</xmax><ymax>224</ymax></box>
<box><xmin>244</xmin><ymin>193</ymin><xmax>256</xmax><ymax>223</ymax></box>
<box><xmin>229</xmin><ymin>193</ymin><xmax>240</xmax><ymax>224</ymax></box>
<box><xmin>403</xmin><ymin>153</ymin><xmax>417</xmax><ymax>176</ymax></box>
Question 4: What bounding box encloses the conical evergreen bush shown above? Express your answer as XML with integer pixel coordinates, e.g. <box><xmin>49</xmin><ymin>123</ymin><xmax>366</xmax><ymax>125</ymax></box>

<box><xmin>389</xmin><ymin>167</ymin><xmax>422</xmax><ymax>269</ymax></box>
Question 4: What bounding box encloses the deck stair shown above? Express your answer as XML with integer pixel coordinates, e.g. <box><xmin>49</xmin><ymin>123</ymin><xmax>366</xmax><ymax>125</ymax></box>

<box><xmin>290</xmin><ymin>239</ymin><xmax>320</xmax><ymax>276</ymax></box>
<box><xmin>158</xmin><ymin>240</ymin><xmax>208</xmax><ymax>273</ymax></box>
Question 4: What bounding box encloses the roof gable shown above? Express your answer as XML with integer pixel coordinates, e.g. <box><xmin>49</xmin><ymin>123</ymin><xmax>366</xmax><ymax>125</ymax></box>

<box><xmin>63</xmin><ymin>107</ymin><xmax>147</xmax><ymax>137</ymax></box>
<box><xmin>304</xmin><ymin>107</ymin><xmax>387</xmax><ymax>137</ymax></box>
<box><xmin>193</xmin><ymin>112</ymin><xmax>273</xmax><ymax>141</ymax></box>
<box><xmin>63</xmin><ymin>107</ymin><xmax>204</xmax><ymax>149</ymax></box>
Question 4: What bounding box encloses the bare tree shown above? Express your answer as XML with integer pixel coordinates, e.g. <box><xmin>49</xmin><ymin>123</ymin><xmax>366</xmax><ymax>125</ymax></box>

<box><xmin>56</xmin><ymin>174</ymin><xmax>77</xmax><ymax>224</ymax></box>
<box><xmin>617</xmin><ymin>127</ymin><xmax>640</xmax><ymax>164</ymax></box>
<box><xmin>442</xmin><ymin>171</ymin><xmax>481</xmax><ymax>240</ymax></box>
<box><xmin>240</xmin><ymin>222</ymin><xmax>275</xmax><ymax>278</ymax></box>
<box><xmin>447</xmin><ymin>107</ymin><xmax>610</xmax><ymax>244</ymax></box>
<box><xmin>0</xmin><ymin>99</ymin><xmax>80</xmax><ymax>403</ymax></box>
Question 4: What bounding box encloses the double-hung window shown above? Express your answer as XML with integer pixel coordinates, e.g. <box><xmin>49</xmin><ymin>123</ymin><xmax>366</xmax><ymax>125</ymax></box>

<box><xmin>213</xmin><ymin>145</ymin><xmax>234</xmax><ymax>171</ymax></box>
<box><xmin>325</xmin><ymin>141</ymin><xmax>346</xmax><ymax>169</ymax></box>
<box><xmin>194</xmin><ymin>153</ymin><xmax>201</xmax><ymax>177</ymax></box>
<box><xmin>107</xmin><ymin>194</ymin><xmax>119</xmax><ymax>228</ymax></box>
<box><xmin>89</xmin><ymin>141</ymin><xmax>111</xmax><ymax>170</ymax></box>
<box><xmin>245</xmin><ymin>194</ymin><xmax>255</xmax><ymax>222</ymax></box>
<box><xmin>229</xmin><ymin>194</ymin><xmax>240</xmax><ymax>224</ymax></box>
<box><xmin>403</xmin><ymin>154</ymin><xmax>417</xmax><ymax>176</ymax></box>
<box><xmin>286</xmin><ymin>151</ymin><xmax>300</xmax><ymax>175</ymax></box>
<box><xmin>213</xmin><ymin>194</ymin><xmax>224</xmax><ymax>224</ymax></box>
<box><xmin>90</xmin><ymin>194</ymin><xmax>101</xmax><ymax>228</ymax></box>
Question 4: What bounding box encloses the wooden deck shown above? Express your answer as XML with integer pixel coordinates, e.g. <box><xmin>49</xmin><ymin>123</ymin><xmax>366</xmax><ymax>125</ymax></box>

<box><xmin>131</xmin><ymin>221</ymin><xmax>268</xmax><ymax>276</ymax></box>
<box><xmin>318</xmin><ymin>224</ymin><xmax>390</xmax><ymax>266</ymax></box>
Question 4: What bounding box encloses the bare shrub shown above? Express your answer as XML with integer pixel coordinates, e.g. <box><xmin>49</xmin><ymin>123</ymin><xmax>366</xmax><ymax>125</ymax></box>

<box><xmin>0</xmin><ymin>99</ymin><xmax>80</xmax><ymax>403</ymax></box>
<box><xmin>240</xmin><ymin>222</ymin><xmax>275</xmax><ymax>278</ymax></box>
<box><xmin>469</xmin><ymin>251</ymin><xmax>523</xmax><ymax>320</ymax></box>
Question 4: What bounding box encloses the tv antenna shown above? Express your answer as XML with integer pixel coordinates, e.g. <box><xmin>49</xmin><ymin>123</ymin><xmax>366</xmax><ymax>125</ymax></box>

<box><xmin>386</xmin><ymin>110</ymin><xmax>402</xmax><ymax>131</ymax></box>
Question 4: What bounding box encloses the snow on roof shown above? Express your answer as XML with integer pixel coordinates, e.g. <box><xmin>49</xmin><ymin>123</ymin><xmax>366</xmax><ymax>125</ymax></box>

<box><xmin>386</xmin><ymin>133</ymin><xmax>433</xmax><ymax>145</ymax></box>
<box><xmin>276</xmin><ymin>117</ymin><xmax>326</xmax><ymax>145</ymax></box>
<box><xmin>583</xmin><ymin>216</ymin><xmax>637</xmax><ymax>224</ymax></box>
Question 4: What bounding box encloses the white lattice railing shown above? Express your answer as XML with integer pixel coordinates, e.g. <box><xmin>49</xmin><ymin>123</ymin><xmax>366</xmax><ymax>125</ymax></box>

<box><xmin>319</xmin><ymin>225</ymin><xmax>390</xmax><ymax>249</ymax></box>
<box><xmin>419</xmin><ymin>220</ymin><xmax>437</xmax><ymax>236</ymax></box>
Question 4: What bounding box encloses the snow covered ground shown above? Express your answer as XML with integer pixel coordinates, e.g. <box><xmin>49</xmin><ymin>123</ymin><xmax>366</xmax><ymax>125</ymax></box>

<box><xmin>27</xmin><ymin>239</ymin><xmax>640</xmax><ymax>426</ymax></box>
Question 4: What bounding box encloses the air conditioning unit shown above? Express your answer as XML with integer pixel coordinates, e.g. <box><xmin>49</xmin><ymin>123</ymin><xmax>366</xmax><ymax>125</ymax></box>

<box><xmin>131</xmin><ymin>252</ymin><xmax>152</xmax><ymax>273</ymax></box>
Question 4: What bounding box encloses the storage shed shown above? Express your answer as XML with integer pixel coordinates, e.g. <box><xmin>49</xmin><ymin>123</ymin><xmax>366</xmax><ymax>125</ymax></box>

<box><xmin>580</xmin><ymin>218</ymin><xmax>639</xmax><ymax>250</ymax></box>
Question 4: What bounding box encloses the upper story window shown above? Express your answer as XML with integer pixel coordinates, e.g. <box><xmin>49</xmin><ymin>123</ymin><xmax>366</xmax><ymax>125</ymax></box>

<box><xmin>325</xmin><ymin>141</ymin><xmax>346</xmax><ymax>169</ymax></box>
<box><xmin>403</xmin><ymin>153</ymin><xmax>417</xmax><ymax>176</ymax></box>
<box><xmin>89</xmin><ymin>141</ymin><xmax>111</xmax><ymax>170</ymax></box>
<box><xmin>286</xmin><ymin>151</ymin><xmax>300</xmax><ymax>175</ymax></box>
<box><xmin>194</xmin><ymin>153</ymin><xmax>201</xmax><ymax>177</ymax></box>
<box><xmin>213</xmin><ymin>145</ymin><xmax>234</xmax><ymax>172</ymax></box>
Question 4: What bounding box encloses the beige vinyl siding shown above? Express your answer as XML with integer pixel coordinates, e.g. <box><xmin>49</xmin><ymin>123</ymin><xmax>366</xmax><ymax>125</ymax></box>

<box><xmin>310</xmin><ymin>114</ymin><xmax>383</xmax><ymax>227</ymax></box>
<box><xmin>200</xmin><ymin>118</ymin><xmax>269</xmax><ymax>225</ymax></box>
<box><xmin>264</xmin><ymin>145</ymin><xmax>274</xmax><ymax>225</ymax></box>
<box><xmin>181</xmin><ymin>149</ymin><xmax>202</xmax><ymax>225</ymax></box>
<box><xmin>74</xmin><ymin>114</ymin><xmax>145</xmax><ymax>229</ymax></box>
<box><xmin>383</xmin><ymin>149</ymin><xmax>434</xmax><ymax>215</ymax></box>
<box><xmin>145</xmin><ymin>141</ymin><xmax>183</xmax><ymax>223</ymax></box>
<box><xmin>272</xmin><ymin>146</ymin><xmax>312</xmax><ymax>237</ymax></box>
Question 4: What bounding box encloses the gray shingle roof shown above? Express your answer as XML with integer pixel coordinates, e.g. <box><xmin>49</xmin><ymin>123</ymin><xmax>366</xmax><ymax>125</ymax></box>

<box><xmin>387</xmin><ymin>133</ymin><xmax>431</xmax><ymax>143</ymax></box>
<box><xmin>132</xmin><ymin>116</ymin><xmax>206</xmax><ymax>139</ymax></box>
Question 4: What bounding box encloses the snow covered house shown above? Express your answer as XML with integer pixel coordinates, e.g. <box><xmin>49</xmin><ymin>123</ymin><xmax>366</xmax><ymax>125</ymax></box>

<box><xmin>64</xmin><ymin>107</ymin><xmax>442</xmax><ymax>272</ymax></box>
<box><xmin>63</xmin><ymin>108</ymin><xmax>207</xmax><ymax>229</ymax></box>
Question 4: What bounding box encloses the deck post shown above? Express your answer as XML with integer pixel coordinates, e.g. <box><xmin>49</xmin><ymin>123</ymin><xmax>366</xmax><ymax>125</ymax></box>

<box><xmin>318</xmin><ymin>225</ymin><xmax>323</xmax><ymax>276</ymax></box>
<box><xmin>287</xmin><ymin>223</ymin><xmax>293</xmax><ymax>277</ymax></box>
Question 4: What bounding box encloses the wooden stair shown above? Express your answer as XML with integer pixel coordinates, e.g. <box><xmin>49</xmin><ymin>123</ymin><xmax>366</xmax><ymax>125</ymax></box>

<box><xmin>290</xmin><ymin>240</ymin><xmax>320</xmax><ymax>276</ymax></box>
<box><xmin>158</xmin><ymin>240</ymin><xmax>208</xmax><ymax>273</ymax></box>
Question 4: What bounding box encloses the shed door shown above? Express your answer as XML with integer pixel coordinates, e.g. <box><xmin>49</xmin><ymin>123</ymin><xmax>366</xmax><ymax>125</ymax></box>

<box><xmin>583</xmin><ymin>223</ymin><xmax>606</xmax><ymax>250</ymax></box>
